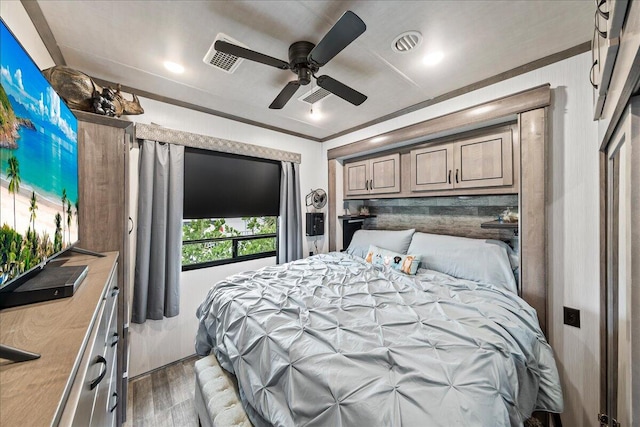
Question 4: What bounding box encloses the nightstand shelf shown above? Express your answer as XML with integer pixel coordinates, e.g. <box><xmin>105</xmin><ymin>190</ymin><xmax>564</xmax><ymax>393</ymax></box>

<box><xmin>481</xmin><ymin>220</ymin><xmax>518</xmax><ymax>236</ymax></box>
<box><xmin>338</xmin><ymin>215</ymin><xmax>376</xmax><ymax>249</ymax></box>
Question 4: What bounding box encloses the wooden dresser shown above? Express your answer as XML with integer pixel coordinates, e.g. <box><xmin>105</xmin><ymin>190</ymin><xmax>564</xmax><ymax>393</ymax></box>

<box><xmin>0</xmin><ymin>252</ymin><xmax>119</xmax><ymax>426</ymax></box>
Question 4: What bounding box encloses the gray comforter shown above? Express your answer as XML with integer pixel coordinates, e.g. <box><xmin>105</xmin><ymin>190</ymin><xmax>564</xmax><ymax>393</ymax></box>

<box><xmin>196</xmin><ymin>253</ymin><xmax>563</xmax><ymax>427</ymax></box>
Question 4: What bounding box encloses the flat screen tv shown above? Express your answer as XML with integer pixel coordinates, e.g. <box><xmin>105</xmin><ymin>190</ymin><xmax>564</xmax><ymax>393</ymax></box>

<box><xmin>0</xmin><ymin>18</ymin><xmax>79</xmax><ymax>292</ymax></box>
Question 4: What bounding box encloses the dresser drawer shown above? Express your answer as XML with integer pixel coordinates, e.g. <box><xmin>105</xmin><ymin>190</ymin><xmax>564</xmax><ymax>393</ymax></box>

<box><xmin>70</xmin><ymin>266</ymin><xmax>118</xmax><ymax>426</ymax></box>
<box><xmin>91</xmin><ymin>290</ymin><xmax>119</xmax><ymax>425</ymax></box>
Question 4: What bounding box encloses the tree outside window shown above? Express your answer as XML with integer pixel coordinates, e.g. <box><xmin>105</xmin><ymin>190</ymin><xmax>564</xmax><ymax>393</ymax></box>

<box><xmin>182</xmin><ymin>216</ymin><xmax>276</xmax><ymax>267</ymax></box>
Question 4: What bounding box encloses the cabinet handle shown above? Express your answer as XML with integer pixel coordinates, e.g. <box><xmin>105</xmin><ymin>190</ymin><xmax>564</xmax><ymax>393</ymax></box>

<box><xmin>90</xmin><ymin>355</ymin><xmax>107</xmax><ymax>390</ymax></box>
<box><xmin>110</xmin><ymin>332</ymin><xmax>119</xmax><ymax>348</ymax></box>
<box><xmin>596</xmin><ymin>0</ymin><xmax>609</xmax><ymax>20</ymax></box>
<box><xmin>455</xmin><ymin>169</ymin><xmax>459</xmax><ymax>184</ymax></box>
<box><xmin>370</xmin><ymin>179</ymin><xmax>373</xmax><ymax>190</ymax></box>
<box><xmin>595</xmin><ymin>10</ymin><xmax>607</xmax><ymax>38</ymax></box>
<box><xmin>109</xmin><ymin>391</ymin><xmax>119</xmax><ymax>413</ymax></box>
<box><xmin>365</xmin><ymin>180</ymin><xmax>369</xmax><ymax>190</ymax></box>
<box><xmin>448</xmin><ymin>170</ymin><xmax>452</xmax><ymax>184</ymax></box>
<box><xmin>111</xmin><ymin>286</ymin><xmax>120</xmax><ymax>298</ymax></box>
<box><xmin>590</xmin><ymin>59</ymin><xmax>599</xmax><ymax>89</ymax></box>
<box><xmin>128</xmin><ymin>217</ymin><xmax>134</xmax><ymax>234</ymax></box>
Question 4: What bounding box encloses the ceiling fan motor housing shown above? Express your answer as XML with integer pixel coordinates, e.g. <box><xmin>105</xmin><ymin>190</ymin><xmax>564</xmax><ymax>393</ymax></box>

<box><xmin>289</xmin><ymin>41</ymin><xmax>317</xmax><ymax>85</ymax></box>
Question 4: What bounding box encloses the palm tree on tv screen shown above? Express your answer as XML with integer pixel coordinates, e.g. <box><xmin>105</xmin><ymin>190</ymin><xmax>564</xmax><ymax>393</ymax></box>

<box><xmin>61</xmin><ymin>188</ymin><xmax>67</xmax><ymax>247</ymax></box>
<box><xmin>54</xmin><ymin>212</ymin><xmax>62</xmax><ymax>253</ymax></box>
<box><xmin>29</xmin><ymin>191</ymin><xmax>38</xmax><ymax>232</ymax></box>
<box><xmin>7</xmin><ymin>156</ymin><xmax>20</xmax><ymax>231</ymax></box>
<box><xmin>66</xmin><ymin>200</ymin><xmax>72</xmax><ymax>244</ymax></box>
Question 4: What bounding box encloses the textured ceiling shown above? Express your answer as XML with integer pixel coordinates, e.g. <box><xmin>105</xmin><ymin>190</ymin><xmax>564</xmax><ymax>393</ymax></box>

<box><xmin>34</xmin><ymin>0</ymin><xmax>593</xmax><ymax>140</ymax></box>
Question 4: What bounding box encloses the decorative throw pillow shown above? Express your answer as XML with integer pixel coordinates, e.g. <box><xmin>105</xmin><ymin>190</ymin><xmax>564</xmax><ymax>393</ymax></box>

<box><xmin>364</xmin><ymin>245</ymin><xmax>421</xmax><ymax>275</ymax></box>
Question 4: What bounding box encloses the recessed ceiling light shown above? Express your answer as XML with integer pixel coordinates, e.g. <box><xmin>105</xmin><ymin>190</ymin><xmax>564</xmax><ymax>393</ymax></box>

<box><xmin>309</xmin><ymin>107</ymin><xmax>322</xmax><ymax>120</ymax></box>
<box><xmin>164</xmin><ymin>61</ymin><xmax>184</xmax><ymax>74</ymax></box>
<box><xmin>423</xmin><ymin>51</ymin><xmax>444</xmax><ymax>66</ymax></box>
<box><xmin>391</xmin><ymin>31</ymin><xmax>422</xmax><ymax>53</ymax></box>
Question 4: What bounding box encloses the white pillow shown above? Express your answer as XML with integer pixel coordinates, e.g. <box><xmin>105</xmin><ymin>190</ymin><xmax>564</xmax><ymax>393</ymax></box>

<box><xmin>407</xmin><ymin>232</ymin><xmax>517</xmax><ymax>293</ymax></box>
<box><xmin>346</xmin><ymin>229</ymin><xmax>415</xmax><ymax>259</ymax></box>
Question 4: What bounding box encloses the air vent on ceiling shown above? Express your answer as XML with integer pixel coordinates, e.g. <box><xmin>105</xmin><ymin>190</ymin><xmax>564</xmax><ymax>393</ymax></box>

<box><xmin>391</xmin><ymin>31</ymin><xmax>422</xmax><ymax>53</ymax></box>
<box><xmin>203</xmin><ymin>33</ymin><xmax>247</xmax><ymax>73</ymax></box>
<box><xmin>298</xmin><ymin>86</ymin><xmax>332</xmax><ymax>105</ymax></box>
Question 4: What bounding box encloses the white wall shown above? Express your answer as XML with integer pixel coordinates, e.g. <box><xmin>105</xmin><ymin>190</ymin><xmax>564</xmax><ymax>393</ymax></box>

<box><xmin>125</xmin><ymin>98</ymin><xmax>324</xmax><ymax>376</ymax></box>
<box><xmin>0</xmin><ymin>1</ymin><xmax>54</xmax><ymax>70</ymax></box>
<box><xmin>322</xmin><ymin>53</ymin><xmax>600</xmax><ymax>427</ymax></box>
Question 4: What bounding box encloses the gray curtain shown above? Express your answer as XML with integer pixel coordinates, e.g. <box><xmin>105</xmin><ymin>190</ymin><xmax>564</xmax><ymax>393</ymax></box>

<box><xmin>277</xmin><ymin>161</ymin><xmax>302</xmax><ymax>263</ymax></box>
<box><xmin>132</xmin><ymin>140</ymin><xmax>184</xmax><ymax>323</ymax></box>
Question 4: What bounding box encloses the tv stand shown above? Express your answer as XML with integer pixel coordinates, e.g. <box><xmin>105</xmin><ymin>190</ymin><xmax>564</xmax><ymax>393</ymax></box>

<box><xmin>70</xmin><ymin>247</ymin><xmax>106</xmax><ymax>257</ymax></box>
<box><xmin>0</xmin><ymin>344</ymin><xmax>40</xmax><ymax>362</ymax></box>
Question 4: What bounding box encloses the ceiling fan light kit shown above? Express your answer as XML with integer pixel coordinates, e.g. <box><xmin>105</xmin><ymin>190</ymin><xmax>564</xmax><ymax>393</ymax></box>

<box><xmin>214</xmin><ymin>10</ymin><xmax>368</xmax><ymax>110</ymax></box>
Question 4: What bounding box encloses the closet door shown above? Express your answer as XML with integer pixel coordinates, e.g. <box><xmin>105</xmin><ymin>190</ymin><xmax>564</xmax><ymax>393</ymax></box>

<box><xmin>600</xmin><ymin>98</ymin><xmax>639</xmax><ymax>427</ymax></box>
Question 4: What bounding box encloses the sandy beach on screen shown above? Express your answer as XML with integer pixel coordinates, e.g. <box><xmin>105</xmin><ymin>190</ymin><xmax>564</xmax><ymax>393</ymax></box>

<box><xmin>0</xmin><ymin>178</ymin><xmax>77</xmax><ymax>243</ymax></box>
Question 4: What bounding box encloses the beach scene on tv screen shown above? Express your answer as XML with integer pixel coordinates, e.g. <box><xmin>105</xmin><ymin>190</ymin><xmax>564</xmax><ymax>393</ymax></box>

<box><xmin>0</xmin><ymin>22</ymin><xmax>79</xmax><ymax>285</ymax></box>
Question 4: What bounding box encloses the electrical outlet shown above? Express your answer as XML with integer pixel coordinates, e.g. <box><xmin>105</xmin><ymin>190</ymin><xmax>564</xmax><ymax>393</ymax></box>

<box><xmin>563</xmin><ymin>307</ymin><xmax>581</xmax><ymax>328</ymax></box>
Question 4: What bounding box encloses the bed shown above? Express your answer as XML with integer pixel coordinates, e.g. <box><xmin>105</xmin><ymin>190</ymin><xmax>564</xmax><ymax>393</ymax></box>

<box><xmin>195</xmin><ymin>230</ymin><xmax>563</xmax><ymax>427</ymax></box>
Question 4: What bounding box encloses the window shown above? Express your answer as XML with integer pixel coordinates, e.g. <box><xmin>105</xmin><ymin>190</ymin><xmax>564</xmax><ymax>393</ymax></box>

<box><xmin>182</xmin><ymin>147</ymin><xmax>281</xmax><ymax>270</ymax></box>
<box><xmin>182</xmin><ymin>217</ymin><xmax>277</xmax><ymax>269</ymax></box>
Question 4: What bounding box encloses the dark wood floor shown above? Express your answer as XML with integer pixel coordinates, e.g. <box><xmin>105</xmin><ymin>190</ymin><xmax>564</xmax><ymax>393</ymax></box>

<box><xmin>124</xmin><ymin>356</ymin><xmax>200</xmax><ymax>427</ymax></box>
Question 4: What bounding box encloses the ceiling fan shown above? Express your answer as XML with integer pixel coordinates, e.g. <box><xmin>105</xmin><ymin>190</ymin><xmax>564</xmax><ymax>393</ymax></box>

<box><xmin>214</xmin><ymin>10</ymin><xmax>367</xmax><ymax>110</ymax></box>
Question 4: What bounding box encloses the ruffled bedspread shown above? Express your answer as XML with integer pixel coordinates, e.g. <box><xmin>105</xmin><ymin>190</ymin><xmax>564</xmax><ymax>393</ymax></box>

<box><xmin>196</xmin><ymin>252</ymin><xmax>563</xmax><ymax>427</ymax></box>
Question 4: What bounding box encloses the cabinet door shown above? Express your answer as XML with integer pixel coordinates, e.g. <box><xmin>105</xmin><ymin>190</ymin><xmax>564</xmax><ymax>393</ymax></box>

<box><xmin>370</xmin><ymin>153</ymin><xmax>400</xmax><ymax>194</ymax></box>
<box><xmin>410</xmin><ymin>145</ymin><xmax>453</xmax><ymax>192</ymax></box>
<box><xmin>344</xmin><ymin>160</ymin><xmax>370</xmax><ymax>196</ymax></box>
<box><xmin>453</xmin><ymin>129</ymin><xmax>513</xmax><ymax>189</ymax></box>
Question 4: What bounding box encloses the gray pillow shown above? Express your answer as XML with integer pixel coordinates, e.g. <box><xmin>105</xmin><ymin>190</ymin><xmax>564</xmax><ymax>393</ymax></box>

<box><xmin>407</xmin><ymin>232</ymin><xmax>517</xmax><ymax>294</ymax></box>
<box><xmin>346</xmin><ymin>229</ymin><xmax>415</xmax><ymax>259</ymax></box>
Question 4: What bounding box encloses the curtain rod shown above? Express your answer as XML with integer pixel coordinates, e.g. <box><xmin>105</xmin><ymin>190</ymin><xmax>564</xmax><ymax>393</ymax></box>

<box><xmin>135</xmin><ymin>123</ymin><xmax>301</xmax><ymax>164</ymax></box>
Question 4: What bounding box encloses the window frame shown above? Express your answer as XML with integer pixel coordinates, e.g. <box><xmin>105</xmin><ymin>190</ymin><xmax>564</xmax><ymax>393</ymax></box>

<box><xmin>181</xmin><ymin>227</ymin><xmax>277</xmax><ymax>271</ymax></box>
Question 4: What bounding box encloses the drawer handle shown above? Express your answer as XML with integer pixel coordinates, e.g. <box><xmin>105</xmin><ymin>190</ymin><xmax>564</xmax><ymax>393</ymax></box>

<box><xmin>448</xmin><ymin>170</ymin><xmax>451</xmax><ymax>184</ymax></box>
<box><xmin>109</xmin><ymin>391</ymin><xmax>119</xmax><ymax>413</ymax></box>
<box><xmin>455</xmin><ymin>169</ymin><xmax>459</xmax><ymax>184</ymax></box>
<box><xmin>90</xmin><ymin>355</ymin><xmax>107</xmax><ymax>390</ymax></box>
<box><xmin>590</xmin><ymin>59</ymin><xmax>599</xmax><ymax>89</ymax></box>
<box><xmin>111</xmin><ymin>286</ymin><xmax>120</xmax><ymax>298</ymax></box>
<box><xmin>110</xmin><ymin>332</ymin><xmax>119</xmax><ymax>348</ymax></box>
<box><xmin>596</xmin><ymin>0</ymin><xmax>609</xmax><ymax>19</ymax></box>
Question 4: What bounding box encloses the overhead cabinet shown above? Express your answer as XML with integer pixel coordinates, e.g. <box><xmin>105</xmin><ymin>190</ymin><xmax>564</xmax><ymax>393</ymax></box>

<box><xmin>345</xmin><ymin>153</ymin><xmax>400</xmax><ymax>196</ymax></box>
<box><xmin>410</xmin><ymin>128</ymin><xmax>513</xmax><ymax>192</ymax></box>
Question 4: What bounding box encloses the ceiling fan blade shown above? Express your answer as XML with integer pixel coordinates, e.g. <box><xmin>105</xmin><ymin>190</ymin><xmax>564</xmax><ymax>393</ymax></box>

<box><xmin>269</xmin><ymin>81</ymin><xmax>301</xmax><ymax>109</ymax></box>
<box><xmin>214</xmin><ymin>40</ymin><xmax>289</xmax><ymax>70</ymax></box>
<box><xmin>308</xmin><ymin>11</ymin><xmax>366</xmax><ymax>67</ymax></box>
<box><xmin>316</xmin><ymin>75</ymin><xmax>367</xmax><ymax>106</ymax></box>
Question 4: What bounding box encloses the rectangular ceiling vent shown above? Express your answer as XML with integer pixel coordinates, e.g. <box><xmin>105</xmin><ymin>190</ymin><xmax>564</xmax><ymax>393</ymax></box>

<box><xmin>203</xmin><ymin>33</ymin><xmax>247</xmax><ymax>74</ymax></box>
<box><xmin>298</xmin><ymin>86</ymin><xmax>332</xmax><ymax>105</ymax></box>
